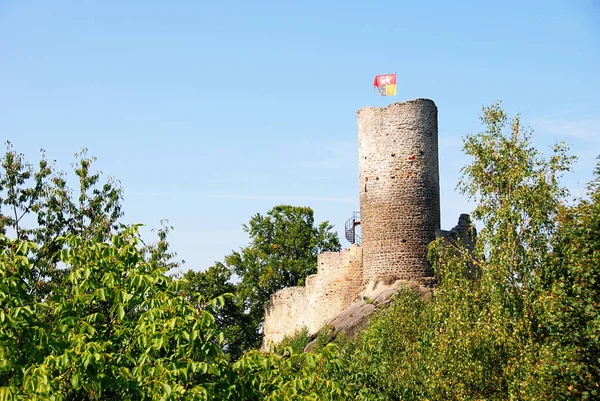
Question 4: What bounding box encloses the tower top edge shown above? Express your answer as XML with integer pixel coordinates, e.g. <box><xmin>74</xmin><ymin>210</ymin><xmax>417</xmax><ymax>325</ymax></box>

<box><xmin>357</xmin><ymin>98</ymin><xmax>437</xmax><ymax>115</ymax></box>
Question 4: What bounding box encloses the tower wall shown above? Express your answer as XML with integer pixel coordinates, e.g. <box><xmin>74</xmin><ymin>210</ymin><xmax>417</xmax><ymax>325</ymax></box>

<box><xmin>357</xmin><ymin>98</ymin><xmax>440</xmax><ymax>283</ymax></box>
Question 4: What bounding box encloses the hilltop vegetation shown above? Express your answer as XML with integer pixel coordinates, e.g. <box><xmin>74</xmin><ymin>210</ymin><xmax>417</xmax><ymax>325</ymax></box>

<box><xmin>1</xmin><ymin>102</ymin><xmax>599</xmax><ymax>399</ymax></box>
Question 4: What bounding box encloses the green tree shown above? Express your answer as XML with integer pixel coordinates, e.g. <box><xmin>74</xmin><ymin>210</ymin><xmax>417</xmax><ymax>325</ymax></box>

<box><xmin>225</xmin><ymin>205</ymin><xmax>341</xmax><ymax>344</ymax></box>
<box><xmin>232</xmin><ymin>343</ymin><xmax>353</xmax><ymax>400</ymax></box>
<box><xmin>425</xmin><ymin>101</ymin><xmax>574</xmax><ymax>399</ymax></box>
<box><xmin>179</xmin><ymin>263</ymin><xmax>258</xmax><ymax>361</ymax></box>
<box><xmin>0</xmin><ymin>226</ymin><xmax>235</xmax><ymax>400</ymax></box>
<box><xmin>0</xmin><ymin>143</ymin><xmax>124</xmax><ymax>299</ymax></box>
<box><xmin>0</xmin><ymin>224</ymin><xmax>363</xmax><ymax>400</ymax></box>
<box><xmin>532</xmin><ymin>157</ymin><xmax>600</xmax><ymax>399</ymax></box>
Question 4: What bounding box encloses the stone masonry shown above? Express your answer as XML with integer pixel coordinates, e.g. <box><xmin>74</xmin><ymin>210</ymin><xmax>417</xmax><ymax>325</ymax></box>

<box><xmin>436</xmin><ymin>213</ymin><xmax>478</xmax><ymax>253</ymax></box>
<box><xmin>262</xmin><ymin>98</ymin><xmax>443</xmax><ymax>348</ymax></box>
<box><xmin>262</xmin><ymin>245</ymin><xmax>363</xmax><ymax>349</ymax></box>
<box><xmin>358</xmin><ymin>98</ymin><xmax>440</xmax><ymax>283</ymax></box>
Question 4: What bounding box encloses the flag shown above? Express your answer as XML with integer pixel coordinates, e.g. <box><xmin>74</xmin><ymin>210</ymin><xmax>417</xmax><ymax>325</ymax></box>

<box><xmin>373</xmin><ymin>73</ymin><xmax>397</xmax><ymax>96</ymax></box>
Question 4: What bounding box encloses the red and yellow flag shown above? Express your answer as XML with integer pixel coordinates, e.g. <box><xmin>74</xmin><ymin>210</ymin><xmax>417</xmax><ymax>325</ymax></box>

<box><xmin>373</xmin><ymin>73</ymin><xmax>397</xmax><ymax>96</ymax></box>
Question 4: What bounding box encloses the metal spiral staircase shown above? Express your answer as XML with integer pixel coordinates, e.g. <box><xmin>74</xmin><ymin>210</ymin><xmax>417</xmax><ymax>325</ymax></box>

<box><xmin>345</xmin><ymin>211</ymin><xmax>361</xmax><ymax>245</ymax></box>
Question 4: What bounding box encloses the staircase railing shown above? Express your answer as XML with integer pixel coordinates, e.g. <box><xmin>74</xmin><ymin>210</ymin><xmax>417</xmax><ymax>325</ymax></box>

<box><xmin>344</xmin><ymin>211</ymin><xmax>361</xmax><ymax>245</ymax></box>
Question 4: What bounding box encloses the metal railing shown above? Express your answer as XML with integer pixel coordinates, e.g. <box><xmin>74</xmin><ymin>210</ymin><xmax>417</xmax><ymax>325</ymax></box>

<box><xmin>344</xmin><ymin>211</ymin><xmax>361</xmax><ymax>245</ymax></box>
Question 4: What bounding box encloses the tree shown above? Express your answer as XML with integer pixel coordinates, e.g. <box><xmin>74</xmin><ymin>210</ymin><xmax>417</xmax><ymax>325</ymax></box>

<box><xmin>0</xmin><ymin>143</ymin><xmax>125</xmax><ymax>299</ymax></box>
<box><xmin>0</xmin><ymin>226</ymin><xmax>237</xmax><ymax>400</ymax></box>
<box><xmin>427</xmin><ymin>101</ymin><xmax>576</xmax><ymax>399</ymax></box>
<box><xmin>225</xmin><ymin>205</ymin><xmax>341</xmax><ymax>343</ymax></box>
<box><xmin>1</xmin><ymin>223</ymin><xmax>363</xmax><ymax>400</ymax></box>
<box><xmin>179</xmin><ymin>263</ymin><xmax>258</xmax><ymax>361</ymax></box>
<box><xmin>533</xmin><ymin>157</ymin><xmax>600</xmax><ymax>399</ymax></box>
<box><xmin>458</xmin><ymin>102</ymin><xmax>574</xmax><ymax>288</ymax></box>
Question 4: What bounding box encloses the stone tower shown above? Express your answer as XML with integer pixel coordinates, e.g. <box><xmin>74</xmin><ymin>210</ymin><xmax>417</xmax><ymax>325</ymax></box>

<box><xmin>357</xmin><ymin>98</ymin><xmax>440</xmax><ymax>283</ymax></box>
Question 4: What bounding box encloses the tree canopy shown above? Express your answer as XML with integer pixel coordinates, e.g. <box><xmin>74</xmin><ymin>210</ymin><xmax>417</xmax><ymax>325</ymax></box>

<box><xmin>0</xmin><ymin>143</ymin><xmax>125</xmax><ymax>300</ymax></box>
<box><xmin>222</xmin><ymin>204</ymin><xmax>341</xmax><ymax>351</ymax></box>
<box><xmin>226</xmin><ymin>205</ymin><xmax>341</xmax><ymax>304</ymax></box>
<box><xmin>0</xmin><ymin>145</ymin><xmax>352</xmax><ymax>400</ymax></box>
<box><xmin>178</xmin><ymin>263</ymin><xmax>257</xmax><ymax>361</ymax></box>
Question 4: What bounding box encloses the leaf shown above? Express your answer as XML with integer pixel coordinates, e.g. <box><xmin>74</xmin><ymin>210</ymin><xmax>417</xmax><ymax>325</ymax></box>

<box><xmin>117</xmin><ymin>305</ymin><xmax>125</xmax><ymax>320</ymax></box>
<box><xmin>71</xmin><ymin>374</ymin><xmax>80</xmax><ymax>390</ymax></box>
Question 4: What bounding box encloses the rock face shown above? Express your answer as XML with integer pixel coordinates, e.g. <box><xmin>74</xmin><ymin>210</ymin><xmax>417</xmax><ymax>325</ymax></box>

<box><xmin>358</xmin><ymin>99</ymin><xmax>440</xmax><ymax>284</ymax></box>
<box><xmin>304</xmin><ymin>279</ymin><xmax>434</xmax><ymax>352</ymax></box>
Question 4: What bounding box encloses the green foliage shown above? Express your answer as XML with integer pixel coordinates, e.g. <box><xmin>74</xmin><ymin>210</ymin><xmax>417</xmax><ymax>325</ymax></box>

<box><xmin>0</xmin><ymin>146</ymin><xmax>362</xmax><ymax>400</ymax></box>
<box><xmin>233</xmin><ymin>344</ymin><xmax>354</xmax><ymax>400</ymax></box>
<box><xmin>178</xmin><ymin>263</ymin><xmax>258</xmax><ymax>361</ymax></box>
<box><xmin>311</xmin><ymin>324</ymin><xmax>336</xmax><ymax>353</ymax></box>
<box><xmin>459</xmin><ymin>101</ymin><xmax>574</xmax><ymax>283</ymax></box>
<box><xmin>326</xmin><ymin>288</ymin><xmax>432</xmax><ymax>400</ymax></box>
<box><xmin>450</xmin><ymin>102</ymin><xmax>578</xmax><ymax>398</ymax></box>
<box><xmin>224</xmin><ymin>205</ymin><xmax>341</xmax><ymax>345</ymax></box>
<box><xmin>0</xmin><ymin>142</ymin><xmax>125</xmax><ymax>299</ymax></box>
<box><xmin>531</xmin><ymin>156</ymin><xmax>600</xmax><ymax>399</ymax></box>
<box><xmin>0</xmin><ymin>226</ymin><xmax>363</xmax><ymax>400</ymax></box>
<box><xmin>274</xmin><ymin>327</ymin><xmax>311</xmax><ymax>355</ymax></box>
<box><xmin>0</xmin><ymin>226</ymin><xmax>233</xmax><ymax>400</ymax></box>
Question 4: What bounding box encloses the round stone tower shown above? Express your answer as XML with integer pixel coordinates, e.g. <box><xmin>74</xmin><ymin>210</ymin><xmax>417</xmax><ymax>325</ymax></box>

<box><xmin>357</xmin><ymin>98</ymin><xmax>440</xmax><ymax>283</ymax></box>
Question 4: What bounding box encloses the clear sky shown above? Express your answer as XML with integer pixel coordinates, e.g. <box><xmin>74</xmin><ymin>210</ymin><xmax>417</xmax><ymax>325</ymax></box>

<box><xmin>1</xmin><ymin>0</ymin><xmax>599</xmax><ymax>273</ymax></box>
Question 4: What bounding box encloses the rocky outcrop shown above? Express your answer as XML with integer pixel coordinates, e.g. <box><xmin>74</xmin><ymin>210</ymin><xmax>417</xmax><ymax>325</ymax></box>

<box><xmin>304</xmin><ymin>279</ymin><xmax>433</xmax><ymax>352</ymax></box>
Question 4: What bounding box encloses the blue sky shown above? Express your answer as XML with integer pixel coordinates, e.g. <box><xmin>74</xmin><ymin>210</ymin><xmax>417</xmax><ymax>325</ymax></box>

<box><xmin>1</xmin><ymin>0</ymin><xmax>599</xmax><ymax>272</ymax></box>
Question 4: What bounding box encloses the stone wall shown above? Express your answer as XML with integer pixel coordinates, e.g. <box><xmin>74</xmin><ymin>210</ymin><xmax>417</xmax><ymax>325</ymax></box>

<box><xmin>357</xmin><ymin>98</ymin><xmax>440</xmax><ymax>283</ymax></box>
<box><xmin>436</xmin><ymin>213</ymin><xmax>477</xmax><ymax>252</ymax></box>
<box><xmin>262</xmin><ymin>245</ymin><xmax>363</xmax><ymax>349</ymax></box>
<box><xmin>436</xmin><ymin>213</ymin><xmax>479</xmax><ymax>278</ymax></box>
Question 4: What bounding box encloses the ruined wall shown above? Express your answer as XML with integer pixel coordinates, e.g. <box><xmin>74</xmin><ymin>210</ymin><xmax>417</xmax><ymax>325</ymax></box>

<box><xmin>436</xmin><ymin>213</ymin><xmax>479</xmax><ymax>278</ymax></box>
<box><xmin>357</xmin><ymin>99</ymin><xmax>440</xmax><ymax>283</ymax></box>
<box><xmin>436</xmin><ymin>213</ymin><xmax>477</xmax><ymax>252</ymax></box>
<box><xmin>262</xmin><ymin>245</ymin><xmax>363</xmax><ymax>349</ymax></box>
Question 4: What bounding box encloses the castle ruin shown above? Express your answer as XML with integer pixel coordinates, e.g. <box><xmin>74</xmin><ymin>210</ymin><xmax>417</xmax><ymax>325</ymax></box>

<box><xmin>263</xmin><ymin>98</ymin><xmax>453</xmax><ymax>348</ymax></box>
